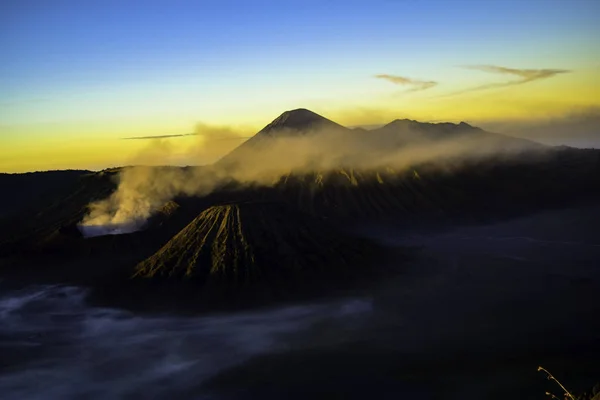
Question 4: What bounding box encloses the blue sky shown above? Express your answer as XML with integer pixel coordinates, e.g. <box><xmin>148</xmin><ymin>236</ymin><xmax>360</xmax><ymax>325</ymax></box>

<box><xmin>1</xmin><ymin>0</ymin><xmax>599</xmax><ymax>171</ymax></box>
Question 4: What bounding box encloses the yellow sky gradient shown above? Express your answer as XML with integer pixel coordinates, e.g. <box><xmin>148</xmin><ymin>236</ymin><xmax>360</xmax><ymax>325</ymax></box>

<box><xmin>1</xmin><ymin>67</ymin><xmax>599</xmax><ymax>173</ymax></box>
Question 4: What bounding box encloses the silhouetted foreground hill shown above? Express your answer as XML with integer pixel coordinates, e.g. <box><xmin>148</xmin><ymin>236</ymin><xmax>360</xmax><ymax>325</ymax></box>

<box><xmin>0</xmin><ymin>169</ymin><xmax>119</xmax><ymax>254</ymax></box>
<box><xmin>0</xmin><ymin>170</ymin><xmax>91</xmax><ymax>218</ymax></box>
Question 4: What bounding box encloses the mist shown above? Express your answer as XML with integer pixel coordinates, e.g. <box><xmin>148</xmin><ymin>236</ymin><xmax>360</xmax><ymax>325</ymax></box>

<box><xmin>80</xmin><ymin>122</ymin><xmax>541</xmax><ymax>234</ymax></box>
<box><xmin>479</xmin><ymin>107</ymin><xmax>600</xmax><ymax>148</ymax></box>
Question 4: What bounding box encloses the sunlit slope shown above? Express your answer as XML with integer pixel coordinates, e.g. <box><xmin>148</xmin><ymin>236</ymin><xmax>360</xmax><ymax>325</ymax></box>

<box><xmin>135</xmin><ymin>202</ymin><xmax>378</xmax><ymax>286</ymax></box>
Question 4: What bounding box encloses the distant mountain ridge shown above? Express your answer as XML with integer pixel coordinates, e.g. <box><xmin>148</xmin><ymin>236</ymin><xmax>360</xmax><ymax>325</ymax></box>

<box><xmin>218</xmin><ymin>108</ymin><xmax>541</xmax><ymax>170</ymax></box>
<box><xmin>353</xmin><ymin>113</ymin><xmax>542</xmax><ymax>150</ymax></box>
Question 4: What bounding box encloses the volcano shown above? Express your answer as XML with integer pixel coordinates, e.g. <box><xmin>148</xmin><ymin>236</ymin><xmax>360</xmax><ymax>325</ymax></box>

<box><xmin>217</xmin><ymin>109</ymin><xmax>351</xmax><ymax>168</ymax></box>
<box><xmin>134</xmin><ymin>202</ymin><xmax>379</xmax><ymax>292</ymax></box>
<box><xmin>249</xmin><ymin>108</ymin><xmax>347</xmax><ymax>138</ymax></box>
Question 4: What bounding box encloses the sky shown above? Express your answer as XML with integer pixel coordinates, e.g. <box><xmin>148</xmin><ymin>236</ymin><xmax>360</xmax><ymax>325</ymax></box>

<box><xmin>1</xmin><ymin>0</ymin><xmax>599</xmax><ymax>172</ymax></box>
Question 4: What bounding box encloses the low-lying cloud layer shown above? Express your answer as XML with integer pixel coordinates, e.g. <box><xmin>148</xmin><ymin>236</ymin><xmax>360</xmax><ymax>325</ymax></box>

<box><xmin>481</xmin><ymin>107</ymin><xmax>600</xmax><ymax>148</ymax></box>
<box><xmin>81</xmin><ymin>120</ymin><xmax>539</xmax><ymax>232</ymax></box>
<box><xmin>374</xmin><ymin>74</ymin><xmax>437</xmax><ymax>92</ymax></box>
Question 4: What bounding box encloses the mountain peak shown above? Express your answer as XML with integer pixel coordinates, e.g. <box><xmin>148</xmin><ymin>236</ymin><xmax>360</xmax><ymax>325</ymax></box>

<box><xmin>261</xmin><ymin>108</ymin><xmax>344</xmax><ymax>134</ymax></box>
<box><xmin>279</xmin><ymin>108</ymin><xmax>322</xmax><ymax>121</ymax></box>
<box><xmin>385</xmin><ymin>118</ymin><xmax>418</xmax><ymax>128</ymax></box>
<box><xmin>216</xmin><ymin>108</ymin><xmax>348</xmax><ymax>166</ymax></box>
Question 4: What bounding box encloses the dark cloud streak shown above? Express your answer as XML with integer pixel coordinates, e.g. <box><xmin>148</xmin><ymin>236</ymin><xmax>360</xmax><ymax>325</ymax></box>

<box><xmin>122</xmin><ymin>133</ymin><xmax>198</xmax><ymax>140</ymax></box>
<box><xmin>123</xmin><ymin>133</ymin><xmax>251</xmax><ymax>141</ymax></box>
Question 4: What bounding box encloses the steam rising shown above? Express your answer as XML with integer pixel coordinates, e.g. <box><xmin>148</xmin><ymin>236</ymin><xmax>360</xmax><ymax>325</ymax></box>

<box><xmin>81</xmin><ymin>119</ymin><xmax>539</xmax><ymax>234</ymax></box>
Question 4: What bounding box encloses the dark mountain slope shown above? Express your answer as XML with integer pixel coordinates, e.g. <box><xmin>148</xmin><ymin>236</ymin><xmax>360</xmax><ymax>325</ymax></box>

<box><xmin>4</xmin><ymin>196</ymin><xmax>213</xmax><ymax>265</ymax></box>
<box><xmin>0</xmin><ymin>166</ymin><xmax>215</xmax><ymax>258</ymax></box>
<box><xmin>268</xmin><ymin>147</ymin><xmax>600</xmax><ymax>224</ymax></box>
<box><xmin>0</xmin><ymin>169</ymin><xmax>118</xmax><ymax>255</ymax></box>
<box><xmin>0</xmin><ymin>170</ymin><xmax>91</xmax><ymax>218</ymax></box>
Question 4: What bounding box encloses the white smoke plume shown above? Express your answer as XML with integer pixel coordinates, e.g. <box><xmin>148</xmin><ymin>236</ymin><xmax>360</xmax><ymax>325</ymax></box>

<box><xmin>80</xmin><ymin>120</ymin><xmax>541</xmax><ymax>235</ymax></box>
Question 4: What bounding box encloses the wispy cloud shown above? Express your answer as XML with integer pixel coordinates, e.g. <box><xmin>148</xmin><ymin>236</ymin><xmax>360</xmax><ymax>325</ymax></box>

<box><xmin>466</xmin><ymin>65</ymin><xmax>570</xmax><ymax>82</ymax></box>
<box><xmin>443</xmin><ymin>65</ymin><xmax>570</xmax><ymax>96</ymax></box>
<box><xmin>374</xmin><ymin>74</ymin><xmax>437</xmax><ymax>92</ymax></box>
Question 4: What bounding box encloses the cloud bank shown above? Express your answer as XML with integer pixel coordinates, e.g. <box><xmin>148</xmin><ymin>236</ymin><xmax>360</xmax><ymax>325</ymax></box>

<box><xmin>81</xmin><ymin>120</ymin><xmax>539</xmax><ymax>231</ymax></box>
<box><xmin>480</xmin><ymin>107</ymin><xmax>600</xmax><ymax>148</ymax></box>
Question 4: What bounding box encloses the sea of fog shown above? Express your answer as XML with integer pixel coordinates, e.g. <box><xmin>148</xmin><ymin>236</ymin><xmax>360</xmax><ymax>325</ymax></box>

<box><xmin>0</xmin><ymin>284</ymin><xmax>374</xmax><ymax>399</ymax></box>
<box><xmin>1</xmin><ymin>206</ymin><xmax>599</xmax><ymax>399</ymax></box>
